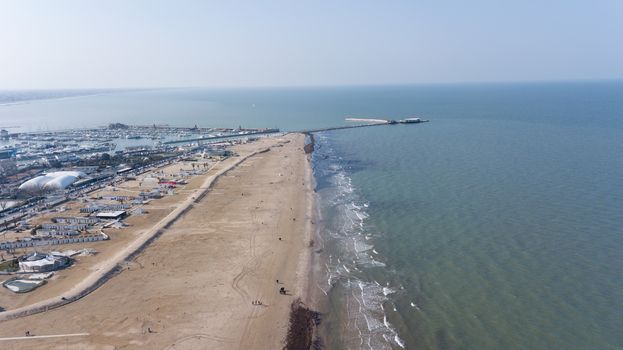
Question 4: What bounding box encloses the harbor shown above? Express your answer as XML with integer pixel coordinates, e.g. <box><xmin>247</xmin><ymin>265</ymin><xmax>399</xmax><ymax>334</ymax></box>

<box><xmin>0</xmin><ymin>117</ymin><xmax>428</xmax><ymax>348</ymax></box>
<box><xmin>0</xmin><ymin>131</ymin><xmax>315</xmax><ymax>350</ymax></box>
<box><xmin>0</xmin><ymin>118</ymin><xmax>428</xmax><ymax>241</ymax></box>
<box><xmin>0</xmin><ymin>122</ymin><xmax>290</xmax><ymax>317</ymax></box>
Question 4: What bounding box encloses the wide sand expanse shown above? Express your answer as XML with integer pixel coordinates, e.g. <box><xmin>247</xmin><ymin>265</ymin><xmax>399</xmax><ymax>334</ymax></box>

<box><xmin>0</xmin><ymin>133</ymin><xmax>314</xmax><ymax>349</ymax></box>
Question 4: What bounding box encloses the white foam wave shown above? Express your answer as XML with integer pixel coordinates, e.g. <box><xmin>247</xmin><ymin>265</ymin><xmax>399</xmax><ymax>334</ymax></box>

<box><xmin>314</xmin><ymin>137</ymin><xmax>405</xmax><ymax>349</ymax></box>
<box><xmin>410</xmin><ymin>301</ymin><xmax>422</xmax><ymax>311</ymax></box>
<box><xmin>353</xmin><ymin>239</ymin><xmax>373</xmax><ymax>253</ymax></box>
<box><xmin>316</xmin><ymin>283</ymin><xmax>328</xmax><ymax>296</ymax></box>
<box><xmin>394</xmin><ymin>335</ymin><xmax>406</xmax><ymax>348</ymax></box>
<box><xmin>337</xmin><ymin>279</ymin><xmax>401</xmax><ymax>349</ymax></box>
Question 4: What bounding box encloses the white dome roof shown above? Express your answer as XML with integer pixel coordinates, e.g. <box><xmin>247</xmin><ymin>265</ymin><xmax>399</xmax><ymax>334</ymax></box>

<box><xmin>19</xmin><ymin>171</ymin><xmax>86</xmax><ymax>191</ymax></box>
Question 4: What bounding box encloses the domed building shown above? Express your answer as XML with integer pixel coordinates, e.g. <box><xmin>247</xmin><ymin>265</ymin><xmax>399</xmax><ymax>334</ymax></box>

<box><xmin>19</xmin><ymin>171</ymin><xmax>86</xmax><ymax>192</ymax></box>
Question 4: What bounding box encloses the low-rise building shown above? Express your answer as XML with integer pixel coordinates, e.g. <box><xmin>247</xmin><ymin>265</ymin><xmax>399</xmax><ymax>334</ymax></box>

<box><xmin>18</xmin><ymin>252</ymin><xmax>70</xmax><ymax>272</ymax></box>
<box><xmin>96</xmin><ymin>210</ymin><xmax>127</xmax><ymax>220</ymax></box>
<box><xmin>53</xmin><ymin>217</ymin><xmax>99</xmax><ymax>225</ymax></box>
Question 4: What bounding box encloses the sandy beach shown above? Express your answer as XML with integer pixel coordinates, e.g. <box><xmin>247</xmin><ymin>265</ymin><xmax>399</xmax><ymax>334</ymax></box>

<box><xmin>0</xmin><ymin>133</ymin><xmax>315</xmax><ymax>349</ymax></box>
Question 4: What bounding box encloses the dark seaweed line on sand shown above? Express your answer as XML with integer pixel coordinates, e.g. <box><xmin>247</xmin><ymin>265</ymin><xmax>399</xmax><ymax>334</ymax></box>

<box><xmin>284</xmin><ymin>299</ymin><xmax>322</xmax><ymax>350</ymax></box>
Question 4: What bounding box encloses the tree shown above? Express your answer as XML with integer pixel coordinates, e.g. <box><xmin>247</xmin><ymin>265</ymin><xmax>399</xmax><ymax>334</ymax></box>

<box><xmin>100</xmin><ymin>153</ymin><xmax>111</xmax><ymax>162</ymax></box>
<box><xmin>0</xmin><ymin>160</ymin><xmax>17</xmax><ymax>177</ymax></box>
<box><xmin>20</xmin><ymin>182</ymin><xmax>52</xmax><ymax>198</ymax></box>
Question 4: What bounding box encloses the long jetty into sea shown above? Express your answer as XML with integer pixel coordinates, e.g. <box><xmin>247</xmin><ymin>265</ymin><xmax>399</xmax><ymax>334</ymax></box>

<box><xmin>299</xmin><ymin>117</ymin><xmax>429</xmax><ymax>133</ymax></box>
<box><xmin>301</xmin><ymin>117</ymin><xmax>429</xmax><ymax>153</ymax></box>
<box><xmin>166</xmin><ymin>117</ymin><xmax>428</xmax><ymax>145</ymax></box>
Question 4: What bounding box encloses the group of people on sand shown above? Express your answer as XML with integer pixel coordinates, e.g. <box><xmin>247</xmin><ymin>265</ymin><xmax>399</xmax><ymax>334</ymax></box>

<box><xmin>251</xmin><ymin>280</ymin><xmax>288</xmax><ymax>305</ymax></box>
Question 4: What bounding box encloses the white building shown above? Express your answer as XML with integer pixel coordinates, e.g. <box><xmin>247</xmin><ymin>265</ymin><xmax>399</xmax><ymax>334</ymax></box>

<box><xmin>18</xmin><ymin>252</ymin><xmax>70</xmax><ymax>273</ymax></box>
<box><xmin>19</xmin><ymin>171</ymin><xmax>87</xmax><ymax>192</ymax></box>
<box><xmin>96</xmin><ymin>210</ymin><xmax>127</xmax><ymax>220</ymax></box>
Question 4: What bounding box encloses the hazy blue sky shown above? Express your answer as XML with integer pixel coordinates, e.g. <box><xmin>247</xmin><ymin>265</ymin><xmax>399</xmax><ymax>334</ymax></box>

<box><xmin>1</xmin><ymin>0</ymin><xmax>622</xmax><ymax>88</ymax></box>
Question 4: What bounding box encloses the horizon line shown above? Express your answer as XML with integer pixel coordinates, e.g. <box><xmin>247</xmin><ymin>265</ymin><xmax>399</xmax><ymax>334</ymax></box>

<box><xmin>1</xmin><ymin>77</ymin><xmax>622</xmax><ymax>91</ymax></box>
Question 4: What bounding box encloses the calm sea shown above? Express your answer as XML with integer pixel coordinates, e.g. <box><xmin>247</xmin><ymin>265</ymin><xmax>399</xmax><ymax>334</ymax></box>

<box><xmin>1</xmin><ymin>82</ymin><xmax>622</xmax><ymax>349</ymax></box>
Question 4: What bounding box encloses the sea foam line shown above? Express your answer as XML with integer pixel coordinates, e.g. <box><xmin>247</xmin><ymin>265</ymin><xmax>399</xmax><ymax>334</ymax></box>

<box><xmin>314</xmin><ymin>135</ymin><xmax>405</xmax><ymax>349</ymax></box>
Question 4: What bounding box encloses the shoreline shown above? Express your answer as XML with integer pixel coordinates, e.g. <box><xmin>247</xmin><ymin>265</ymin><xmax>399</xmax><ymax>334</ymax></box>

<box><xmin>302</xmin><ymin>140</ymin><xmax>334</xmax><ymax>350</ymax></box>
<box><xmin>0</xmin><ymin>133</ymin><xmax>317</xmax><ymax>349</ymax></box>
<box><xmin>283</xmin><ymin>144</ymin><xmax>325</xmax><ymax>349</ymax></box>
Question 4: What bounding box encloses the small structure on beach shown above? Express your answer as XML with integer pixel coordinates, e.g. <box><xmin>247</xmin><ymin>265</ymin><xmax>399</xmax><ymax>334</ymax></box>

<box><xmin>53</xmin><ymin>217</ymin><xmax>99</xmax><ymax>225</ymax></box>
<box><xmin>142</xmin><ymin>189</ymin><xmax>162</xmax><ymax>199</ymax></box>
<box><xmin>18</xmin><ymin>252</ymin><xmax>71</xmax><ymax>273</ymax></box>
<box><xmin>37</xmin><ymin>220</ymin><xmax>95</xmax><ymax>237</ymax></box>
<box><xmin>2</xmin><ymin>272</ymin><xmax>54</xmax><ymax>293</ymax></box>
<box><xmin>96</xmin><ymin>210</ymin><xmax>127</xmax><ymax>220</ymax></box>
<box><xmin>3</xmin><ymin>277</ymin><xmax>46</xmax><ymax>293</ymax></box>
<box><xmin>36</xmin><ymin>229</ymin><xmax>80</xmax><ymax>237</ymax></box>
<box><xmin>81</xmin><ymin>204</ymin><xmax>130</xmax><ymax>213</ymax></box>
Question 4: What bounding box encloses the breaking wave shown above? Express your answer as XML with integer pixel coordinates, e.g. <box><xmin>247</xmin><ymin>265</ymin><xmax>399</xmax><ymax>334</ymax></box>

<box><xmin>312</xmin><ymin>133</ymin><xmax>404</xmax><ymax>349</ymax></box>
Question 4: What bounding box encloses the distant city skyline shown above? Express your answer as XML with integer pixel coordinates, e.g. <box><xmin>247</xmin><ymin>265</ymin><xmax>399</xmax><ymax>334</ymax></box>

<box><xmin>1</xmin><ymin>0</ymin><xmax>622</xmax><ymax>89</ymax></box>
